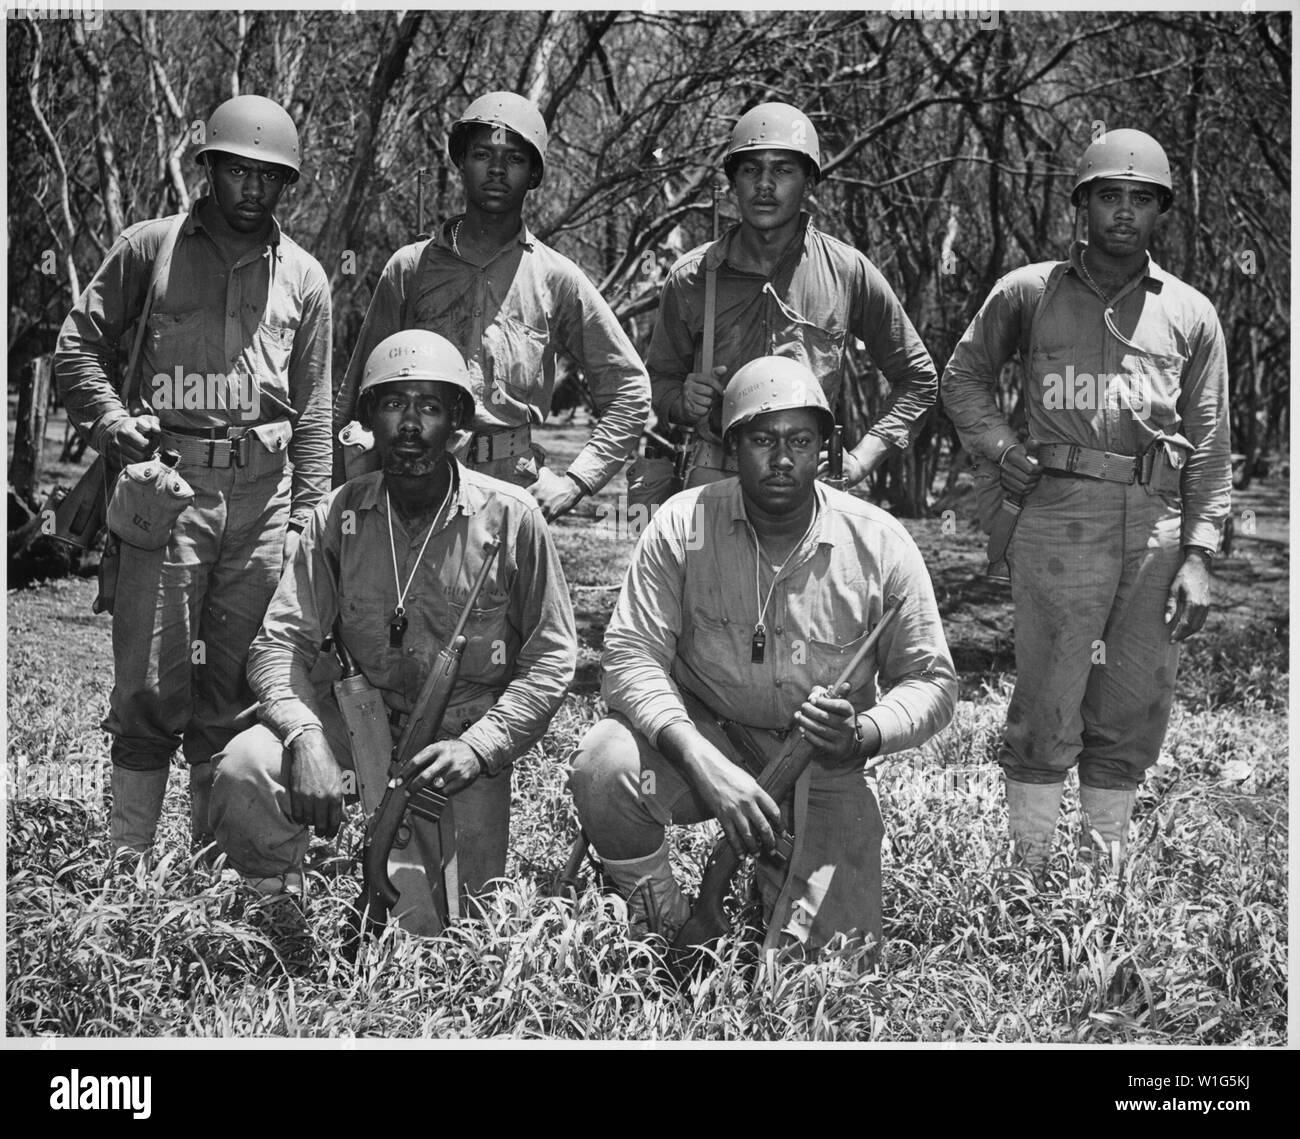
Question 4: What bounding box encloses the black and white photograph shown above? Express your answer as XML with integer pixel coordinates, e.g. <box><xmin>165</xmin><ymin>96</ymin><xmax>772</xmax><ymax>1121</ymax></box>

<box><xmin>3</xmin><ymin>0</ymin><xmax>1290</xmax><ymax>1078</ymax></box>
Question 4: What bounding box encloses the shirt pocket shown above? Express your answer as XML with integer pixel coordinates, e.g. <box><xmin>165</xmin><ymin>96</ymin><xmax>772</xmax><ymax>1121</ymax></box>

<box><xmin>147</xmin><ymin>309</ymin><xmax>206</xmax><ymax>375</ymax></box>
<box><xmin>806</xmin><ymin>626</ymin><xmax>876</xmax><ymax>697</ymax></box>
<box><xmin>337</xmin><ymin>591</ymin><xmax>398</xmax><ymax>671</ymax></box>
<box><xmin>456</xmin><ymin>597</ymin><xmax>515</xmax><ymax>686</ymax></box>
<box><xmin>255</xmin><ymin>320</ymin><xmax>295</xmax><ymax>389</ymax></box>
<box><xmin>483</xmin><ymin>314</ymin><xmax>549</xmax><ymax>408</ymax></box>
<box><xmin>683</xmin><ymin>595</ymin><xmax>754</xmax><ymax>693</ymax></box>
<box><xmin>1121</xmin><ymin>350</ymin><xmax>1184</xmax><ymax>423</ymax></box>
<box><xmin>766</xmin><ymin>290</ymin><xmax>846</xmax><ymax>383</ymax></box>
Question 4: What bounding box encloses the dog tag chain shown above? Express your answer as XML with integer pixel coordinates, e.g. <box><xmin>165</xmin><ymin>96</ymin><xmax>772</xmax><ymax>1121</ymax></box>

<box><xmin>385</xmin><ymin>487</ymin><xmax>450</xmax><ymax>648</ymax></box>
<box><xmin>746</xmin><ymin>505</ymin><xmax>818</xmax><ymax>667</ymax></box>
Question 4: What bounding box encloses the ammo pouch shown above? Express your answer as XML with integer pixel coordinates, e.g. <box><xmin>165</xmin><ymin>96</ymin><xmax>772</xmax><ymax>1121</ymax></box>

<box><xmin>1141</xmin><ymin>432</ymin><xmax>1193</xmax><ymax>497</ymax></box>
<box><xmin>106</xmin><ymin>451</ymin><xmax>194</xmax><ymax>550</ymax></box>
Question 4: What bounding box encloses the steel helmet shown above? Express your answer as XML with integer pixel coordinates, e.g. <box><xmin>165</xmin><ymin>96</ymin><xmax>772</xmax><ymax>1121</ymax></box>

<box><xmin>724</xmin><ymin>102</ymin><xmax>821</xmax><ymax>182</ymax></box>
<box><xmin>195</xmin><ymin>95</ymin><xmax>301</xmax><ymax>182</ymax></box>
<box><xmin>1071</xmin><ymin>128</ymin><xmax>1172</xmax><ymax>212</ymax></box>
<box><xmin>358</xmin><ymin>330</ymin><xmax>476</xmax><ymax>424</ymax></box>
<box><xmin>721</xmin><ymin>356</ymin><xmax>833</xmax><ymax>441</ymax></box>
<box><xmin>448</xmin><ymin>91</ymin><xmax>548</xmax><ymax>188</ymax></box>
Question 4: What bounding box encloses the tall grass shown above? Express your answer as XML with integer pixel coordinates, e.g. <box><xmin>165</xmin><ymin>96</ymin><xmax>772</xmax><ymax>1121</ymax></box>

<box><xmin>7</xmin><ymin>625</ymin><xmax>1287</xmax><ymax>1040</ymax></box>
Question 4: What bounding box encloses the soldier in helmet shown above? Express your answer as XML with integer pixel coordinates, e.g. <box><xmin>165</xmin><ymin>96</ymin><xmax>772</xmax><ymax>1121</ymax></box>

<box><xmin>210</xmin><ymin>330</ymin><xmax>577</xmax><ymax>908</ymax></box>
<box><xmin>570</xmin><ymin>357</ymin><xmax>955</xmax><ymax>956</ymax></box>
<box><xmin>333</xmin><ymin>91</ymin><xmax>650</xmax><ymax>520</ymax></box>
<box><xmin>646</xmin><ymin>102</ymin><xmax>937</xmax><ymax>488</ymax></box>
<box><xmin>942</xmin><ymin>129</ymin><xmax>1231</xmax><ymax>878</ymax></box>
<box><xmin>54</xmin><ymin>94</ymin><xmax>333</xmax><ymax>864</ymax></box>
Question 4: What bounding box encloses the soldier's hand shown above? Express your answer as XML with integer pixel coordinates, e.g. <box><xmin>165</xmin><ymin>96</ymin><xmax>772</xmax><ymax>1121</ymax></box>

<box><xmin>402</xmin><ymin>739</ymin><xmax>483</xmax><ymax>797</ymax></box>
<box><xmin>103</xmin><ymin>415</ymin><xmax>162</xmax><ymax>465</ymax></box>
<box><xmin>286</xmin><ymin>727</ymin><xmax>343</xmax><ymax>839</ymax></box>
<box><xmin>528</xmin><ymin>466</ymin><xmax>584</xmax><ymax>522</ymax></box>
<box><xmin>816</xmin><ymin>450</ymin><xmax>864</xmax><ymax>488</ymax></box>
<box><xmin>681</xmin><ymin>365</ymin><xmax>728</xmax><ymax>423</ymax></box>
<box><xmin>1165</xmin><ymin>551</ymin><xmax>1212</xmax><ymax>642</ymax></box>
<box><xmin>703</xmin><ymin>759</ymin><xmax>781</xmax><ymax>859</ymax></box>
<box><xmin>795</xmin><ymin>685</ymin><xmax>860</xmax><ymax>766</ymax></box>
<box><xmin>999</xmin><ymin>443</ymin><xmax>1042</xmax><ymax>497</ymax></box>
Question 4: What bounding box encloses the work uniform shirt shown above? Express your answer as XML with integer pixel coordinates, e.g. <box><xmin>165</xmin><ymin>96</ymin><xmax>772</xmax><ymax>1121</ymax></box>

<box><xmin>941</xmin><ymin>242</ymin><xmax>1231</xmax><ymax>551</ymax></box>
<box><xmin>249</xmin><ymin>464</ymin><xmax>577</xmax><ymax>774</ymax></box>
<box><xmin>645</xmin><ymin>212</ymin><xmax>937</xmax><ymax>447</ymax></box>
<box><xmin>54</xmin><ymin>200</ymin><xmax>333</xmax><ymax>526</ymax></box>
<box><xmin>603</xmin><ymin>479</ymin><xmax>956</xmax><ymax>752</ymax></box>
<box><xmin>334</xmin><ymin>218</ymin><xmax>651</xmax><ymax>493</ymax></box>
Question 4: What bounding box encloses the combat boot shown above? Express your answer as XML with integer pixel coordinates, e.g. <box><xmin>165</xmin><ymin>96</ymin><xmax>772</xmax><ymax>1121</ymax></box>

<box><xmin>108</xmin><ymin>766</ymin><xmax>169</xmax><ymax>861</ymax></box>
<box><xmin>599</xmin><ymin>838</ymin><xmax>690</xmax><ymax>941</ymax></box>
<box><xmin>1004</xmin><ymin>778</ymin><xmax>1065</xmax><ymax>880</ymax></box>
<box><xmin>1079</xmin><ymin>785</ymin><xmax>1136</xmax><ymax>878</ymax></box>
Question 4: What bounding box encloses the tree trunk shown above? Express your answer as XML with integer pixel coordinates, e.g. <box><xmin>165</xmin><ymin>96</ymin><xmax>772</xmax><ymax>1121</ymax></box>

<box><xmin>9</xmin><ymin>356</ymin><xmax>53</xmax><ymax>510</ymax></box>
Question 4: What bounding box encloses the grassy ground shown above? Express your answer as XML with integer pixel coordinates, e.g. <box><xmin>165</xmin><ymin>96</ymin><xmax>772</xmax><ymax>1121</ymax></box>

<box><xmin>4</xmin><ymin>421</ymin><xmax>1290</xmax><ymax>1041</ymax></box>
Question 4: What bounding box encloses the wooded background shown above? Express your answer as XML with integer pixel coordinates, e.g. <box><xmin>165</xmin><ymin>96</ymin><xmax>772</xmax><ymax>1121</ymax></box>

<box><xmin>6</xmin><ymin>8</ymin><xmax>1291</xmax><ymax>514</ymax></box>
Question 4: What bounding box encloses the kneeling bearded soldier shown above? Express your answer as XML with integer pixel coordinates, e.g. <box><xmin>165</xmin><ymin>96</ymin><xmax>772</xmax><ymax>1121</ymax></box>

<box><xmin>210</xmin><ymin>330</ymin><xmax>577</xmax><ymax>920</ymax></box>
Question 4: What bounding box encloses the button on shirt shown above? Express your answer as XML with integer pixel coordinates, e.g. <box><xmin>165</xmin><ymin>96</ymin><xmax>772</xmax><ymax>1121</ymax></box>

<box><xmin>333</xmin><ymin>219</ymin><xmax>650</xmax><ymax>493</ymax></box>
<box><xmin>249</xmin><ymin>464</ymin><xmax>577</xmax><ymax>775</ymax></box>
<box><xmin>602</xmin><ymin>479</ymin><xmax>956</xmax><ymax>753</ymax></box>
<box><xmin>941</xmin><ymin>243</ymin><xmax>1231</xmax><ymax>551</ymax></box>
<box><xmin>54</xmin><ymin>201</ymin><xmax>333</xmax><ymax>525</ymax></box>
<box><xmin>645</xmin><ymin>213</ymin><xmax>937</xmax><ymax>446</ymax></box>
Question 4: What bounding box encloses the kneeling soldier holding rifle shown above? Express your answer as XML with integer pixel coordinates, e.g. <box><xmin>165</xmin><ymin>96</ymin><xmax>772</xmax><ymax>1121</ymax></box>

<box><xmin>211</xmin><ymin>330</ymin><xmax>576</xmax><ymax>924</ymax></box>
<box><xmin>570</xmin><ymin>357</ymin><xmax>956</xmax><ymax>963</ymax></box>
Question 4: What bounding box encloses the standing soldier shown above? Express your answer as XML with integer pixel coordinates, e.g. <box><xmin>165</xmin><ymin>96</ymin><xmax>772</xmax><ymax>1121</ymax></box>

<box><xmin>333</xmin><ymin>91</ymin><xmax>650</xmax><ymax>518</ymax></box>
<box><xmin>211</xmin><ymin>331</ymin><xmax>576</xmax><ymax>910</ymax></box>
<box><xmin>54</xmin><ymin>95</ymin><xmax>333</xmax><ymax>862</ymax></box>
<box><xmin>647</xmin><ymin>102</ymin><xmax>937</xmax><ymax>488</ymax></box>
<box><xmin>570</xmin><ymin>357</ymin><xmax>955</xmax><ymax>957</ymax></box>
<box><xmin>942</xmin><ymin>129</ymin><xmax>1231</xmax><ymax>877</ymax></box>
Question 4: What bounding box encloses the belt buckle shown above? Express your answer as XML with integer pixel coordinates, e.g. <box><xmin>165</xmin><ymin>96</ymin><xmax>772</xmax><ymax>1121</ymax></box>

<box><xmin>1064</xmin><ymin>446</ymin><xmax>1082</xmax><ymax>474</ymax></box>
<box><xmin>472</xmin><ymin>434</ymin><xmax>492</xmax><ymax>464</ymax></box>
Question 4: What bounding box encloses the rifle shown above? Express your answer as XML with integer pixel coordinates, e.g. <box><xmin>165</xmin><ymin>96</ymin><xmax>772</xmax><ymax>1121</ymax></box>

<box><xmin>553</xmin><ymin>829</ymin><xmax>607</xmax><ymax>904</ymax></box>
<box><xmin>824</xmin><ymin>424</ymin><xmax>847</xmax><ymax>492</ymax></box>
<box><xmin>349</xmin><ymin>538</ymin><xmax>501</xmax><ymax>944</ymax></box>
<box><xmin>671</xmin><ymin>183</ymin><xmax>725</xmax><ymax>493</ymax></box>
<box><xmin>669</xmin><ymin>591</ymin><xmax>906</xmax><ymax>974</ymax></box>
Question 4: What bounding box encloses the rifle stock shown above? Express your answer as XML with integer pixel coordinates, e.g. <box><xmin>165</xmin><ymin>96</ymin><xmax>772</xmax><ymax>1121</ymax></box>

<box><xmin>669</xmin><ymin>592</ymin><xmax>906</xmax><ymax>969</ymax></box>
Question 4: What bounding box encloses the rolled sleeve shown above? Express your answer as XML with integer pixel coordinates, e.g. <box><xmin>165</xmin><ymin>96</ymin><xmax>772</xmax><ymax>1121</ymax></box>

<box><xmin>53</xmin><ymin>227</ymin><xmax>153</xmax><ymax>450</ymax></box>
<box><xmin>556</xmin><ymin>272</ymin><xmax>651</xmax><ymax>493</ymax></box>
<box><xmin>286</xmin><ymin>261</ymin><xmax>334</xmax><ymax>525</ymax></box>
<box><xmin>645</xmin><ymin>268</ymin><xmax>698</xmax><ymax>426</ymax></box>
<box><xmin>853</xmin><ymin>259</ymin><xmax>939</xmax><ymax>451</ymax></box>
<box><xmin>1176</xmin><ymin>306</ymin><xmax>1232</xmax><ymax>550</ymax></box>
<box><xmin>858</xmin><ymin>541</ymin><xmax>958</xmax><ymax>754</ymax></box>
<box><xmin>601</xmin><ymin>504</ymin><xmax>695</xmax><ymax>743</ymax></box>
<box><xmin>247</xmin><ymin>495</ymin><xmax>341</xmax><ymax>737</ymax></box>
<box><xmin>941</xmin><ymin>277</ymin><xmax>1033</xmax><ymax>460</ymax></box>
<box><xmin>457</xmin><ymin>504</ymin><xmax>577</xmax><ymax>773</ymax></box>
